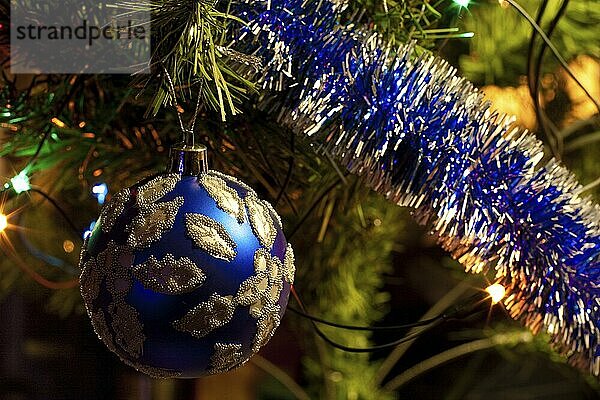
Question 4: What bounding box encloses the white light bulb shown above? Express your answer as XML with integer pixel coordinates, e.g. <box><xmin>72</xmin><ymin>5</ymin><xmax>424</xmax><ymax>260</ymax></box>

<box><xmin>486</xmin><ymin>283</ymin><xmax>506</xmax><ymax>304</ymax></box>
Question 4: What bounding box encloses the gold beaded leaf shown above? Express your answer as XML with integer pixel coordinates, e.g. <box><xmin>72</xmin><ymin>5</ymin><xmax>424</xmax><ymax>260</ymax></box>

<box><xmin>252</xmin><ymin>305</ymin><xmax>281</xmax><ymax>353</ymax></box>
<box><xmin>109</xmin><ymin>302</ymin><xmax>146</xmax><ymax>359</ymax></box>
<box><xmin>208</xmin><ymin>170</ymin><xmax>257</xmax><ymax>197</ymax></box>
<box><xmin>249</xmin><ymin>298</ymin><xmax>268</xmax><ymax>319</ymax></box>
<box><xmin>80</xmin><ymin>257</ymin><xmax>101</xmax><ymax>306</ymax></box>
<box><xmin>135</xmin><ymin>365</ymin><xmax>182</xmax><ymax>379</ymax></box>
<box><xmin>185</xmin><ymin>213</ymin><xmax>237</xmax><ymax>261</ymax></box>
<box><xmin>81</xmin><ymin>242</ymin><xmax>147</xmax><ymax>368</ymax></box>
<box><xmin>262</xmin><ymin>198</ymin><xmax>283</xmax><ymax>231</ymax></box>
<box><xmin>172</xmin><ymin>294</ymin><xmax>236</xmax><ymax>338</ymax></box>
<box><xmin>201</xmin><ymin>173</ymin><xmax>246</xmax><ymax>223</ymax></box>
<box><xmin>100</xmin><ymin>188</ymin><xmax>130</xmax><ymax>233</ymax></box>
<box><xmin>90</xmin><ymin>310</ymin><xmax>116</xmax><ymax>353</ymax></box>
<box><xmin>136</xmin><ymin>174</ymin><xmax>180</xmax><ymax>206</ymax></box>
<box><xmin>245</xmin><ymin>195</ymin><xmax>277</xmax><ymax>249</ymax></box>
<box><xmin>268</xmin><ymin>276</ymin><xmax>283</xmax><ymax>304</ymax></box>
<box><xmin>253</xmin><ymin>248</ymin><xmax>270</xmax><ymax>273</ymax></box>
<box><xmin>236</xmin><ymin>248</ymin><xmax>285</xmax><ymax>320</ymax></box>
<box><xmin>209</xmin><ymin>343</ymin><xmax>245</xmax><ymax>374</ymax></box>
<box><xmin>103</xmin><ymin>244</ymin><xmax>135</xmax><ymax>302</ymax></box>
<box><xmin>127</xmin><ymin>196</ymin><xmax>185</xmax><ymax>249</ymax></box>
<box><xmin>235</xmin><ymin>273</ymin><xmax>270</xmax><ymax>306</ymax></box>
<box><xmin>132</xmin><ymin>254</ymin><xmax>206</xmax><ymax>295</ymax></box>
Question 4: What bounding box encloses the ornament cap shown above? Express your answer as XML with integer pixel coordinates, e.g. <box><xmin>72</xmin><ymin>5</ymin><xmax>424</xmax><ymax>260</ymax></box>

<box><xmin>167</xmin><ymin>143</ymin><xmax>208</xmax><ymax>176</ymax></box>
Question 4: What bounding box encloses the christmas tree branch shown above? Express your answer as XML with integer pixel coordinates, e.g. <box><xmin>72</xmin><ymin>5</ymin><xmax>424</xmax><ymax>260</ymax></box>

<box><xmin>374</xmin><ymin>279</ymin><xmax>473</xmax><ymax>385</ymax></box>
<box><xmin>251</xmin><ymin>355</ymin><xmax>311</xmax><ymax>400</ymax></box>
<box><xmin>383</xmin><ymin>331</ymin><xmax>534</xmax><ymax>391</ymax></box>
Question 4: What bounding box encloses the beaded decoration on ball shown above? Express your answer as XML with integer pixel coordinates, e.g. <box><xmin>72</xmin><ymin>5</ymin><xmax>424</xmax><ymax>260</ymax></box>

<box><xmin>79</xmin><ymin>144</ymin><xmax>295</xmax><ymax>378</ymax></box>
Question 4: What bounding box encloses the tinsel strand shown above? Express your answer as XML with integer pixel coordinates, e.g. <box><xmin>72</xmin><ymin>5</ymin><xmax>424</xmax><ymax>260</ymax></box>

<box><xmin>228</xmin><ymin>0</ymin><xmax>600</xmax><ymax>374</ymax></box>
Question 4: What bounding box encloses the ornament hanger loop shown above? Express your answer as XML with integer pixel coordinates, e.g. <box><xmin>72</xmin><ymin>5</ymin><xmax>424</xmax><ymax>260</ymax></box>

<box><xmin>161</xmin><ymin>64</ymin><xmax>208</xmax><ymax>176</ymax></box>
<box><xmin>161</xmin><ymin>64</ymin><xmax>204</xmax><ymax>146</ymax></box>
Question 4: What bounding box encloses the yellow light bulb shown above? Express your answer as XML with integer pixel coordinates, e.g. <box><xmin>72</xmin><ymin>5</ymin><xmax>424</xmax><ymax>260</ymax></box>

<box><xmin>486</xmin><ymin>283</ymin><xmax>506</xmax><ymax>305</ymax></box>
<box><xmin>63</xmin><ymin>240</ymin><xmax>75</xmax><ymax>253</ymax></box>
<box><xmin>0</xmin><ymin>214</ymin><xmax>7</xmax><ymax>232</ymax></box>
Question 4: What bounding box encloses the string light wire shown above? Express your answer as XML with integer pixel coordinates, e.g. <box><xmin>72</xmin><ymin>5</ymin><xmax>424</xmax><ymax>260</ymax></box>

<box><xmin>290</xmin><ymin>286</ymin><xmax>443</xmax><ymax>352</ymax></box>
<box><xmin>504</xmin><ymin>0</ymin><xmax>600</xmax><ymax>112</ymax></box>
<box><xmin>289</xmin><ymin>286</ymin><xmax>491</xmax><ymax>352</ymax></box>
<box><xmin>287</xmin><ymin>305</ymin><xmax>443</xmax><ymax>331</ymax></box>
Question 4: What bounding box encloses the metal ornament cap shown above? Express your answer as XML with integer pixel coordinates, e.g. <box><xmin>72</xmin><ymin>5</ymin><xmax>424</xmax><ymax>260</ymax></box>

<box><xmin>167</xmin><ymin>143</ymin><xmax>208</xmax><ymax>176</ymax></box>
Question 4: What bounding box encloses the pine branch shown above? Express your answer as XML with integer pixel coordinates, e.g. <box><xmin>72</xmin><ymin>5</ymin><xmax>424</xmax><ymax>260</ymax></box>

<box><xmin>121</xmin><ymin>0</ymin><xmax>256</xmax><ymax>120</ymax></box>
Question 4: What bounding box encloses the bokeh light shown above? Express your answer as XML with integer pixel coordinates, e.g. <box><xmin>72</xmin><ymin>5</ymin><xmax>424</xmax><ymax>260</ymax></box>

<box><xmin>453</xmin><ymin>0</ymin><xmax>470</xmax><ymax>7</ymax></box>
<box><xmin>11</xmin><ymin>170</ymin><xmax>31</xmax><ymax>194</ymax></box>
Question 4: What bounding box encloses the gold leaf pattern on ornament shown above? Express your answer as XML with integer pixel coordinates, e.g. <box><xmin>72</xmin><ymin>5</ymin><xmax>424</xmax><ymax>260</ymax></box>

<box><xmin>185</xmin><ymin>213</ymin><xmax>237</xmax><ymax>261</ymax></box>
<box><xmin>80</xmin><ymin>241</ymin><xmax>133</xmax><ymax>308</ymax></box>
<box><xmin>172</xmin><ymin>294</ymin><xmax>236</xmax><ymax>338</ymax></box>
<box><xmin>262</xmin><ymin>199</ymin><xmax>283</xmax><ymax>231</ymax></box>
<box><xmin>103</xmin><ymin>243</ymin><xmax>135</xmax><ymax>301</ymax></box>
<box><xmin>78</xmin><ymin>236</ymin><xmax>90</xmax><ymax>266</ymax></box>
<box><xmin>200</xmin><ymin>173</ymin><xmax>246</xmax><ymax>223</ymax></box>
<box><xmin>136</xmin><ymin>174</ymin><xmax>180</xmax><ymax>205</ymax></box>
<box><xmin>90</xmin><ymin>310</ymin><xmax>117</xmax><ymax>353</ymax></box>
<box><xmin>269</xmin><ymin>257</ymin><xmax>282</xmax><ymax>282</ymax></box>
<box><xmin>235</xmin><ymin>272</ymin><xmax>270</xmax><ymax>306</ymax></box>
<box><xmin>133</xmin><ymin>254</ymin><xmax>206</xmax><ymax>295</ymax></box>
<box><xmin>100</xmin><ymin>188</ymin><xmax>130</xmax><ymax>233</ymax></box>
<box><xmin>134</xmin><ymin>365</ymin><xmax>182</xmax><ymax>379</ymax></box>
<box><xmin>109</xmin><ymin>302</ymin><xmax>146</xmax><ymax>359</ymax></box>
<box><xmin>91</xmin><ymin>309</ymin><xmax>180</xmax><ymax>378</ymax></box>
<box><xmin>245</xmin><ymin>195</ymin><xmax>277</xmax><ymax>249</ymax></box>
<box><xmin>240</xmin><ymin>248</ymin><xmax>285</xmax><ymax>319</ymax></box>
<box><xmin>254</xmin><ymin>248</ymin><xmax>270</xmax><ymax>273</ymax></box>
<box><xmin>268</xmin><ymin>278</ymin><xmax>283</xmax><ymax>304</ymax></box>
<box><xmin>283</xmin><ymin>244</ymin><xmax>296</xmax><ymax>284</ymax></box>
<box><xmin>209</xmin><ymin>342</ymin><xmax>245</xmax><ymax>374</ymax></box>
<box><xmin>80</xmin><ymin>241</ymin><xmax>148</xmax><ymax>369</ymax></box>
<box><xmin>208</xmin><ymin>170</ymin><xmax>257</xmax><ymax>197</ymax></box>
<box><xmin>80</xmin><ymin>257</ymin><xmax>102</xmax><ymax>306</ymax></box>
<box><xmin>127</xmin><ymin>196</ymin><xmax>184</xmax><ymax>249</ymax></box>
<box><xmin>249</xmin><ymin>297</ymin><xmax>267</xmax><ymax>319</ymax></box>
<box><xmin>252</xmin><ymin>304</ymin><xmax>281</xmax><ymax>353</ymax></box>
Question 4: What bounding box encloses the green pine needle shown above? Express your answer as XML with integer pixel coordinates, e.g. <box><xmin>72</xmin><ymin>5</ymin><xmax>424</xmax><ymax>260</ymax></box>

<box><xmin>122</xmin><ymin>0</ymin><xmax>254</xmax><ymax>121</ymax></box>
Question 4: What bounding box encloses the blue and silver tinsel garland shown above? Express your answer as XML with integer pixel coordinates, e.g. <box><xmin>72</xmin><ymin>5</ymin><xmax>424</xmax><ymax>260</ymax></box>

<box><xmin>227</xmin><ymin>0</ymin><xmax>600</xmax><ymax>373</ymax></box>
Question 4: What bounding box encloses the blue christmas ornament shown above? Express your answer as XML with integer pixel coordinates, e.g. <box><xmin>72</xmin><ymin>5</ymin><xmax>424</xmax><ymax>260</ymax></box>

<box><xmin>79</xmin><ymin>144</ymin><xmax>295</xmax><ymax>378</ymax></box>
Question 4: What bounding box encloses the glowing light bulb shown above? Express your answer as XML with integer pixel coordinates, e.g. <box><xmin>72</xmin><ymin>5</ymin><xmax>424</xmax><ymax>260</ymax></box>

<box><xmin>0</xmin><ymin>214</ymin><xmax>7</xmax><ymax>232</ymax></box>
<box><xmin>63</xmin><ymin>240</ymin><xmax>75</xmax><ymax>253</ymax></box>
<box><xmin>11</xmin><ymin>171</ymin><xmax>31</xmax><ymax>194</ymax></box>
<box><xmin>83</xmin><ymin>221</ymin><xmax>96</xmax><ymax>239</ymax></box>
<box><xmin>453</xmin><ymin>0</ymin><xmax>470</xmax><ymax>7</ymax></box>
<box><xmin>92</xmin><ymin>183</ymin><xmax>108</xmax><ymax>205</ymax></box>
<box><xmin>486</xmin><ymin>283</ymin><xmax>506</xmax><ymax>304</ymax></box>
